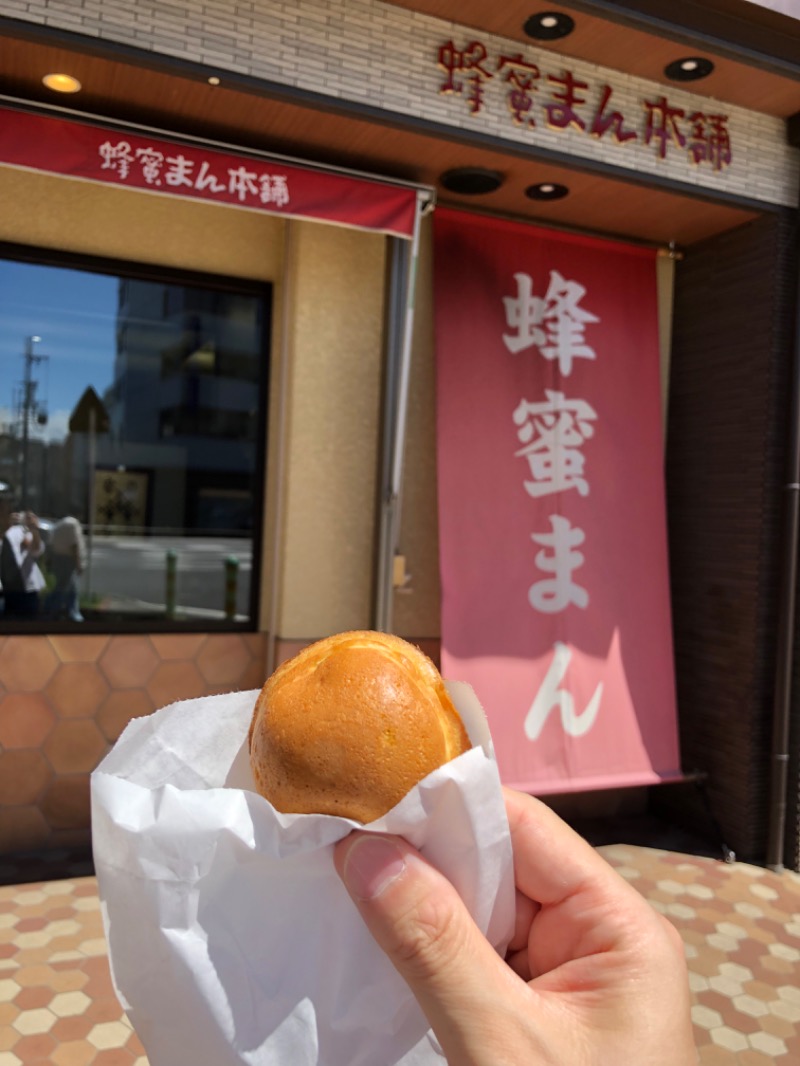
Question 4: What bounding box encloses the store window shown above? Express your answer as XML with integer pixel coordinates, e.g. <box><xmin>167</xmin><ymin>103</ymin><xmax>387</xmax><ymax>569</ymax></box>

<box><xmin>0</xmin><ymin>244</ymin><xmax>270</xmax><ymax>631</ymax></box>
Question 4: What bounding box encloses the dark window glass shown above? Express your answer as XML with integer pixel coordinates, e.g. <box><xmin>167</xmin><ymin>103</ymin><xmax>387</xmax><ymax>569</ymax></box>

<box><xmin>0</xmin><ymin>246</ymin><xmax>269</xmax><ymax>631</ymax></box>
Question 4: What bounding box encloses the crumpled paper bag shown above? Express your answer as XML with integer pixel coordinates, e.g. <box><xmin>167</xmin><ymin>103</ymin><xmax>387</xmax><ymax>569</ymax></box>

<box><xmin>91</xmin><ymin>680</ymin><xmax>515</xmax><ymax>1066</ymax></box>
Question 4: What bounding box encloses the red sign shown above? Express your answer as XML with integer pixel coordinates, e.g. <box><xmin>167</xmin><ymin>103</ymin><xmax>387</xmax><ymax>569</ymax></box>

<box><xmin>437</xmin><ymin>40</ymin><xmax>732</xmax><ymax>170</ymax></box>
<box><xmin>0</xmin><ymin>106</ymin><xmax>419</xmax><ymax>238</ymax></box>
<box><xmin>434</xmin><ymin>208</ymin><xmax>681</xmax><ymax>793</ymax></box>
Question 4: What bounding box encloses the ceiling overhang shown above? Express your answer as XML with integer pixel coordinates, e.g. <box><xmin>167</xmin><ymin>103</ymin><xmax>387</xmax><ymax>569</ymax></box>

<box><xmin>0</xmin><ymin>1</ymin><xmax>798</xmax><ymax>248</ymax></box>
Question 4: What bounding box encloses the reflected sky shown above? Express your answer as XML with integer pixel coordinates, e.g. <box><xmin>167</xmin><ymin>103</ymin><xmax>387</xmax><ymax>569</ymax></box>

<box><xmin>0</xmin><ymin>260</ymin><xmax>117</xmax><ymax>442</ymax></box>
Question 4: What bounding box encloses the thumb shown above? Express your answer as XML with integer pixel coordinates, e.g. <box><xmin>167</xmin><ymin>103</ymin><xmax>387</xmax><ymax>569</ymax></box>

<box><xmin>333</xmin><ymin>832</ymin><xmax>525</xmax><ymax>1064</ymax></box>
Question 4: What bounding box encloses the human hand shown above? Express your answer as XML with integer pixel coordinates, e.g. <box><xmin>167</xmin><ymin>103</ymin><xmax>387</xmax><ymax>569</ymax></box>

<box><xmin>21</xmin><ymin>512</ymin><xmax>42</xmax><ymax>549</ymax></box>
<box><xmin>333</xmin><ymin>787</ymin><xmax>697</xmax><ymax>1065</ymax></box>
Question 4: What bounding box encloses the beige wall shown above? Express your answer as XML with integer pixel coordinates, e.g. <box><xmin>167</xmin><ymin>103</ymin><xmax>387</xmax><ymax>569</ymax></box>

<box><xmin>0</xmin><ymin>168</ymin><xmax>673</xmax><ymax>648</ymax></box>
<box><xmin>267</xmin><ymin>216</ymin><xmax>442</xmax><ymax>642</ymax></box>
<box><xmin>0</xmin><ymin>164</ymin><xmax>438</xmax><ymax>854</ymax></box>
<box><xmin>0</xmin><ymin>164</ymin><xmax>441</xmax><ymax>647</ymax></box>
<box><xmin>0</xmin><ymin>168</ymin><xmax>285</xmax><ymax>278</ymax></box>
<box><xmin>0</xmin><ymin>164</ymin><xmax>676</xmax><ymax>851</ymax></box>
<box><xmin>273</xmin><ymin>219</ymin><xmax>387</xmax><ymax>637</ymax></box>
<box><xmin>394</xmin><ymin>216</ymin><xmax>441</xmax><ymax>638</ymax></box>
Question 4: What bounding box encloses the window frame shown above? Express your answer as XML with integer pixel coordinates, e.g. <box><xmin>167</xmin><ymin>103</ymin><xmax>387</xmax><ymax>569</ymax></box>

<box><xmin>0</xmin><ymin>239</ymin><xmax>271</xmax><ymax>635</ymax></box>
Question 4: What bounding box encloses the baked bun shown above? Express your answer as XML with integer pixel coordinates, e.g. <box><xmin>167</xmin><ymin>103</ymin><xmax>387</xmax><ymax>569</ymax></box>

<box><xmin>248</xmin><ymin>630</ymin><xmax>471</xmax><ymax>822</ymax></box>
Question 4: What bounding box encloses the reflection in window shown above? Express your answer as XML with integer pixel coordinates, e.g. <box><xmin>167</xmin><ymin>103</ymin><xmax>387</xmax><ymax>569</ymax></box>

<box><xmin>0</xmin><ymin>247</ymin><xmax>269</xmax><ymax>629</ymax></box>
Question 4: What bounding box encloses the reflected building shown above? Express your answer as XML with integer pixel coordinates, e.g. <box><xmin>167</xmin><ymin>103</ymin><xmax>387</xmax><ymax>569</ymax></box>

<box><xmin>70</xmin><ymin>275</ymin><xmax>268</xmax><ymax>535</ymax></box>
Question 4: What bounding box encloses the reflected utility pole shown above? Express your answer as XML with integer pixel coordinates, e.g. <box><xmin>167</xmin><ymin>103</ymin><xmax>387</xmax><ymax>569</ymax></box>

<box><xmin>18</xmin><ymin>335</ymin><xmax>48</xmax><ymax>510</ymax></box>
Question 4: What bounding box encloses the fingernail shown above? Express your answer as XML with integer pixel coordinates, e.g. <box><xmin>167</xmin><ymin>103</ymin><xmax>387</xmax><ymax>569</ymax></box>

<box><xmin>342</xmin><ymin>835</ymin><xmax>406</xmax><ymax>900</ymax></box>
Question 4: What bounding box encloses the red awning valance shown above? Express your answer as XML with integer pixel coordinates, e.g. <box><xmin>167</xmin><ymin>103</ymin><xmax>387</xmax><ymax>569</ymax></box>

<box><xmin>0</xmin><ymin>105</ymin><xmax>421</xmax><ymax>238</ymax></box>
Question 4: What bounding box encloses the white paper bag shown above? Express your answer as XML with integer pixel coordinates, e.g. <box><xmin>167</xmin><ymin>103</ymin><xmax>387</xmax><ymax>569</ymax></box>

<box><xmin>91</xmin><ymin>681</ymin><xmax>515</xmax><ymax>1066</ymax></box>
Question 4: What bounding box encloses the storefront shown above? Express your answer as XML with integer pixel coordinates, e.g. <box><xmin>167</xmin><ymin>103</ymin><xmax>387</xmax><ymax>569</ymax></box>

<box><xmin>0</xmin><ymin>1</ymin><xmax>798</xmax><ymax>868</ymax></box>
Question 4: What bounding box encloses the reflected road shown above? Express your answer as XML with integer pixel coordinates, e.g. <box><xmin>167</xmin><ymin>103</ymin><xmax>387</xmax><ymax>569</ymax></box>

<box><xmin>78</xmin><ymin>534</ymin><xmax>254</xmax><ymax>620</ymax></box>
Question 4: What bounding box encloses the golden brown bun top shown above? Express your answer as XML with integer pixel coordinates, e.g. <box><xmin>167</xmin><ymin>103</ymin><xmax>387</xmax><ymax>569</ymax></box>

<box><xmin>248</xmin><ymin>630</ymin><xmax>471</xmax><ymax>822</ymax></box>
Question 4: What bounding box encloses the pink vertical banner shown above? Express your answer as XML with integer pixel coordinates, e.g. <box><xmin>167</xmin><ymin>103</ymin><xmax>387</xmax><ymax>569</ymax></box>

<box><xmin>434</xmin><ymin>208</ymin><xmax>681</xmax><ymax>793</ymax></box>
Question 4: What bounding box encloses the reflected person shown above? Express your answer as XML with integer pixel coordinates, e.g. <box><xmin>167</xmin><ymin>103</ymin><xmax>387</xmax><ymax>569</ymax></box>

<box><xmin>0</xmin><ymin>498</ymin><xmax>46</xmax><ymax>617</ymax></box>
<box><xmin>46</xmin><ymin>515</ymin><xmax>86</xmax><ymax>622</ymax></box>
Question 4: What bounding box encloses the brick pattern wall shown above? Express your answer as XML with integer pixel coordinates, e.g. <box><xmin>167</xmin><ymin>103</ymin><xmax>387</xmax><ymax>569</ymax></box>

<box><xmin>0</xmin><ymin>632</ymin><xmax>268</xmax><ymax>855</ymax></box>
<box><xmin>3</xmin><ymin>0</ymin><xmax>798</xmax><ymax>207</ymax></box>
<box><xmin>657</xmin><ymin>211</ymin><xmax>797</xmax><ymax>864</ymax></box>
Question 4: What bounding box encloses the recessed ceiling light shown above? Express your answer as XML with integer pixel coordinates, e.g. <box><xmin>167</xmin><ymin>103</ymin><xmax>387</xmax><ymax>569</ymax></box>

<box><xmin>208</xmin><ymin>76</ymin><xmax>221</xmax><ymax>86</ymax></box>
<box><xmin>525</xmin><ymin>182</ymin><xmax>569</xmax><ymax>201</ymax></box>
<box><xmin>440</xmin><ymin>167</ymin><xmax>504</xmax><ymax>195</ymax></box>
<box><xmin>42</xmin><ymin>73</ymin><xmax>82</xmax><ymax>93</ymax></box>
<box><xmin>523</xmin><ymin>12</ymin><xmax>575</xmax><ymax>41</ymax></box>
<box><xmin>664</xmin><ymin>56</ymin><xmax>714</xmax><ymax>81</ymax></box>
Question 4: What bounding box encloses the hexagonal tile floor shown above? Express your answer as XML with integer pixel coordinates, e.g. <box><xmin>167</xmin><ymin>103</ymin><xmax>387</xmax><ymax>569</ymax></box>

<box><xmin>0</xmin><ymin>877</ymin><xmax>146</xmax><ymax>1065</ymax></box>
<box><xmin>600</xmin><ymin>845</ymin><xmax>800</xmax><ymax>1064</ymax></box>
<box><xmin>0</xmin><ymin>848</ymin><xmax>798</xmax><ymax>1064</ymax></box>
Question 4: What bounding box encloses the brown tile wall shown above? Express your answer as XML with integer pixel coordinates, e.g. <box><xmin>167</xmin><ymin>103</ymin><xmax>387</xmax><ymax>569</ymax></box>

<box><xmin>0</xmin><ymin>630</ymin><xmax>652</xmax><ymax>856</ymax></box>
<box><xmin>655</xmin><ymin>210</ymin><xmax>798</xmax><ymax>865</ymax></box>
<box><xmin>0</xmin><ymin>632</ymin><xmax>269</xmax><ymax>855</ymax></box>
